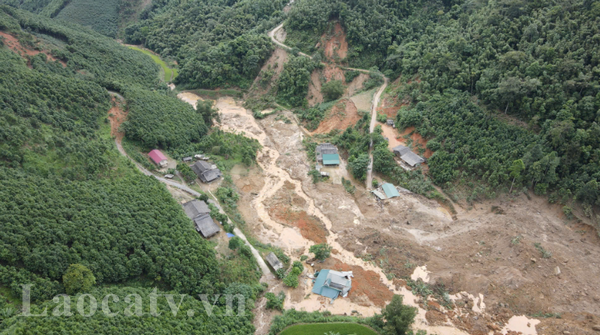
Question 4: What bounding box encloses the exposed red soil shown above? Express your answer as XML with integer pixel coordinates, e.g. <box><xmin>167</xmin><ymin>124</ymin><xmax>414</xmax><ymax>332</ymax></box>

<box><xmin>345</xmin><ymin>72</ymin><xmax>369</xmax><ymax>97</ymax></box>
<box><xmin>269</xmin><ymin>204</ymin><xmax>328</xmax><ymax>244</ymax></box>
<box><xmin>266</xmin><ymin>181</ymin><xmax>328</xmax><ymax>244</ymax></box>
<box><xmin>324</xmin><ymin>64</ymin><xmax>345</xmax><ymax>82</ymax></box>
<box><xmin>0</xmin><ymin>31</ymin><xmax>66</xmax><ymax>67</ymax></box>
<box><xmin>314</xmin><ymin>257</ymin><xmax>394</xmax><ymax>308</ymax></box>
<box><xmin>377</xmin><ymin>94</ymin><xmax>409</xmax><ymax>118</ymax></box>
<box><xmin>108</xmin><ymin>97</ymin><xmax>127</xmax><ymax>142</ymax></box>
<box><xmin>312</xmin><ymin>99</ymin><xmax>360</xmax><ymax>134</ymax></box>
<box><xmin>322</xmin><ymin>22</ymin><xmax>348</xmax><ymax>61</ymax></box>
<box><xmin>398</xmin><ymin>126</ymin><xmax>433</xmax><ymax>158</ymax></box>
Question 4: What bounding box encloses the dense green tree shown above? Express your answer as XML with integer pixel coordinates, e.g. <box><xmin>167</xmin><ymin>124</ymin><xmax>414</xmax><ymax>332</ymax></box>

<box><xmin>277</xmin><ymin>55</ymin><xmax>321</xmax><ymax>107</ymax></box>
<box><xmin>321</xmin><ymin>80</ymin><xmax>345</xmax><ymax>101</ymax></box>
<box><xmin>381</xmin><ymin>295</ymin><xmax>416</xmax><ymax>335</ymax></box>
<box><xmin>309</xmin><ymin>243</ymin><xmax>332</xmax><ymax>261</ymax></box>
<box><xmin>62</xmin><ymin>264</ymin><xmax>96</xmax><ymax>295</ymax></box>
<box><xmin>348</xmin><ymin>153</ymin><xmax>370</xmax><ymax>181</ymax></box>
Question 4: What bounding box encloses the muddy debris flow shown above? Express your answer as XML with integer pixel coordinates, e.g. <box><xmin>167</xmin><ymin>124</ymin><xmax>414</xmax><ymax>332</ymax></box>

<box><xmin>176</xmin><ymin>93</ymin><xmax>519</xmax><ymax>335</ymax></box>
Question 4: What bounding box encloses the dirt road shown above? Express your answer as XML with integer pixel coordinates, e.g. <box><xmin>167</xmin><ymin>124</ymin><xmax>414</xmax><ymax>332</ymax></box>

<box><xmin>267</xmin><ymin>23</ymin><xmax>387</xmax><ymax>190</ymax></box>
<box><xmin>366</xmin><ymin>77</ymin><xmax>388</xmax><ymax>189</ymax></box>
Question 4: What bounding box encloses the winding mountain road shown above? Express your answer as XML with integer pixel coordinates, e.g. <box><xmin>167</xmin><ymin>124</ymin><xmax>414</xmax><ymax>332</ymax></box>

<box><xmin>267</xmin><ymin>22</ymin><xmax>388</xmax><ymax>190</ymax></box>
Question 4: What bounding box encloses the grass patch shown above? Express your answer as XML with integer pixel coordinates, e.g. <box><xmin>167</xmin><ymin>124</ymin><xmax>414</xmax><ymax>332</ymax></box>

<box><xmin>279</xmin><ymin>323</ymin><xmax>379</xmax><ymax>335</ymax></box>
<box><xmin>127</xmin><ymin>46</ymin><xmax>178</xmax><ymax>81</ymax></box>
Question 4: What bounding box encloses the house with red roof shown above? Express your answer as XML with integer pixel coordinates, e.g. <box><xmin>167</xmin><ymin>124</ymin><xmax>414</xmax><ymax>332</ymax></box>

<box><xmin>148</xmin><ymin>149</ymin><xmax>168</xmax><ymax>167</ymax></box>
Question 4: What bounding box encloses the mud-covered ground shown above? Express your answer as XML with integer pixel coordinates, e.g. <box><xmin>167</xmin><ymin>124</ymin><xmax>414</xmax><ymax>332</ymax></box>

<box><xmin>172</xmin><ymin>92</ymin><xmax>600</xmax><ymax>334</ymax></box>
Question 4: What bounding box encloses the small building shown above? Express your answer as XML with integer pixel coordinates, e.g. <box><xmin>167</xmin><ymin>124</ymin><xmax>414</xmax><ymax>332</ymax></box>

<box><xmin>320</xmin><ymin>171</ymin><xmax>330</xmax><ymax>178</ymax></box>
<box><xmin>382</xmin><ymin>183</ymin><xmax>400</xmax><ymax>199</ymax></box>
<box><xmin>322</xmin><ymin>154</ymin><xmax>340</xmax><ymax>166</ymax></box>
<box><xmin>193</xmin><ymin>213</ymin><xmax>220</xmax><ymax>238</ymax></box>
<box><xmin>371</xmin><ymin>190</ymin><xmax>386</xmax><ymax>200</ymax></box>
<box><xmin>148</xmin><ymin>149</ymin><xmax>168</xmax><ymax>167</ymax></box>
<box><xmin>182</xmin><ymin>156</ymin><xmax>193</xmax><ymax>162</ymax></box>
<box><xmin>265</xmin><ymin>252</ymin><xmax>283</xmax><ymax>272</ymax></box>
<box><xmin>195</xmin><ymin>154</ymin><xmax>208</xmax><ymax>160</ymax></box>
<box><xmin>182</xmin><ymin>200</ymin><xmax>219</xmax><ymax>238</ymax></box>
<box><xmin>386</xmin><ymin>119</ymin><xmax>395</xmax><ymax>127</ymax></box>
<box><xmin>393</xmin><ymin>145</ymin><xmax>425</xmax><ymax>167</ymax></box>
<box><xmin>312</xmin><ymin>270</ymin><xmax>353</xmax><ymax>300</ymax></box>
<box><xmin>164</xmin><ymin>174</ymin><xmax>174</xmax><ymax>179</ymax></box>
<box><xmin>191</xmin><ymin>161</ymin><xmax>222</xmax><ymax>183</ymax></box>
<box><xmin>316</xmin><ymin>143</ymin><xmax>340</xmax><ymax>166</ymax></box>
<box><xmin>183</xmin><ymin>199</ymin><xmax>211</xmax><ymax>220</ymax></box>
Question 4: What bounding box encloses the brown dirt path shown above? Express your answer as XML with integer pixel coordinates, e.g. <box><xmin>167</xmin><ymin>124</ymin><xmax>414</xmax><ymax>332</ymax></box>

<box><xmin>107</xmin><ymin>97</ymin><xmax>127</xmax><ymax>142</ymax></box>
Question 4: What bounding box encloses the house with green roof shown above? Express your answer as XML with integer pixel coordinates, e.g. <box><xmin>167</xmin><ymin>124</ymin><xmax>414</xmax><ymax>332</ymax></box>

<box><xmin>316</xmin><ymin>143</ymin><xmax>341</xmax><ymax>166</ymax></box>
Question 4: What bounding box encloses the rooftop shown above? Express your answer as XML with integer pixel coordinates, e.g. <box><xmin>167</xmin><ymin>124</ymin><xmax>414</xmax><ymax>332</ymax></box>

<box><xmin>148</xmin><ymin>149</ymin><xmax>167</xmax><ymax>164</ymax></box>
<box><xmin>265</xmin><ymin>252</ymin><xmax>283</xmax><ymax>271</ymax></box>
<box><xmin>382</xmin><ymin>183</ymin><xmax>400</xmax><ymax>199</ymax></box>
<box><xmin>183</xmin><ymin>200</ymin><xmax>211</xmax><ymax>220</ymax></box>
<box><xmin>322</xmin><ymin>153</ymin><xmax>340</xmax><ymax>166</ymax></box>
<box><xmin>312</xmin><ymin>269</ymin><xmax>353</xmax><ymax>300</ymax></box>
<box><xmin>392</xmin><ymin>145</ymin><xmax>424</xmax><ymax>167</ymax></box>
<box><xmin>193</xmin><ymin>213</ymin><xmax>220</xmax><ymax>238</ymax></box>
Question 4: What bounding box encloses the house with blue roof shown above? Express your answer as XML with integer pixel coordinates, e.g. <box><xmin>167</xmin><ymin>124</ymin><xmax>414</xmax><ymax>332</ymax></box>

<box><xmin>312</xmin><ymin>270</ymin><xmax>353</xmax><ymax>301</ymax></box>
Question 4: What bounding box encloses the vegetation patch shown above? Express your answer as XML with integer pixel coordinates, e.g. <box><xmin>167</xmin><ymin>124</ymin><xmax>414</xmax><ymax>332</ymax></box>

<box><xmin>279</xmin><ymin>323</ymin><xmax>379</xmax><ymax>335</ymax></box>
<box><xmin>128</xmin><ymin>45</ymin><xmax>178</xmax><ymax>81</ymax></box>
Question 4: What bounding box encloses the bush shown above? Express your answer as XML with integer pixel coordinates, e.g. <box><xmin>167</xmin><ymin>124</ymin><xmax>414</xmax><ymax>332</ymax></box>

<box><xmin>63</xmin><ymin>264</ymin><xmax>96</xmax><ymax>295</ymax></box>
<box><xmin>177</xmin><ymin>163</ymin><xmax>196</xmax><ymax>183</ymax></box>
<box><xmin>381</xmin><ymin>295</ymin><xmax>417</xmax><ymax>335</ymax></box>
<box><xmin>309</xmin><ymin>244</ymin><xmax>332</xmax><ymax>261</ymax></box>
<box><xmin>321</xmin><ymin>80</ymin><xmax>345</xmax><ymax>101</ymax></box>
<box><xmin>265</xmin><ymin>291</ymin><xmax>286</xmax><ymax>311</ymax></box>
<box><xmin>283</xmin><ymin>267</ymin><xmax>302</xmax><ymax>288</ymax></box>
<box><xmin>228</xmin><ymin>236</ymin><xmax>244</xmax><ymax>250</ymax></box>
<box><xmin>348</xmin><ymin>154</ymin><xmax>370</xmax><ymax>181</ymax></box>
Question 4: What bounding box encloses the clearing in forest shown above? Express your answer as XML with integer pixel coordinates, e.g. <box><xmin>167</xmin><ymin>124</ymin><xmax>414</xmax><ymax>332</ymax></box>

<box><xmin>128</xmin><ymin>45</ymin><xmax>178</xmax><ymax>82</ymax></box>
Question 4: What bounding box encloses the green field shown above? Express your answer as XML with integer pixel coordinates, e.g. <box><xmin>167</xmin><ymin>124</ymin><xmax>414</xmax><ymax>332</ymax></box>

<box><xmin>279</xmin><ymin>323</ymin><xmax>379</xmax><ymax>335</ymax></box>
<box><xmin>128</xmin><ymin>46</ymin><xmax>178</xmax><ymax>82</ymax></box>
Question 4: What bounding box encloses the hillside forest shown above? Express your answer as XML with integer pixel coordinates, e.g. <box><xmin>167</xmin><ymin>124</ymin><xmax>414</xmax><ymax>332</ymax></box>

<box><xmin>285</xmin><ymin>0</ymin><xmax>600</xmax><ymax>212</ymax></box>
<box><xmin>1</xmin><ymin>0</ymin><xmax>600</xmax><ymax>333</ymax></box>
<box><xmin>0</xmin><ymin>5</ymin><xmax>261</xmax><ymax>333</ymax></box>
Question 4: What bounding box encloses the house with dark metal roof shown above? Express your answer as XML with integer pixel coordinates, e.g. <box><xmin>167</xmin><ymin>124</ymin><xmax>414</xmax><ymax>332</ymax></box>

<box><xmin>312</xmin><ymin>270</ymin><xmax>353</xmax><ymax>300</ymax></box>
<box><xmin>193</xmin><ymin>213</ymin><xmax>220</xmax><ymax>238</ymax></box>
<box><xmin>148</xmin><ymin>149</ymin><xmax>168</xmax><ymax>167</ymax></box>
<box><xmin>181</xmin><ymin>200</ymin><xmax>219</xmax><ymax>238</ymax></box>
<box><xmin>191</xmin><ymin>161</ymin><xmax>222</xmax><ymax>183</ymax></box>
<box><xmin>265</xmin><ymin>252</ymin><xmax>283</xmax><ymax>271</ymax></box>
<box><xmin>316</xmin><ymin>143</ymin><xmax>340</xmax><ymax>166</ymax></box>
<box><xmin>183</xmin><ymin>200</ymin><xmax>211</xmax><ymax>220</ymax></box>
<box><xmin>392</xmin><ymin>145</ymin><xmax>425</xmax><ymax>167</ymax></box>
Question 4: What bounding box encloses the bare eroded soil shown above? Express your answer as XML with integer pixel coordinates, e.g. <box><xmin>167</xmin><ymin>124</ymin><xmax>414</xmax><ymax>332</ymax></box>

<box><xmin>179</xmin><ymin>92</ymin><xmax>600</xmax><ymax>335</ymax></box>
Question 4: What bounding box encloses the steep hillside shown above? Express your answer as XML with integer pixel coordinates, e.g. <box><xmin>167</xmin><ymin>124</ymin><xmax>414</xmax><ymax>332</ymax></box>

<box><xmin>285</xmin><ymin>0</ymin><xmax>600</xmax><ymax>214</ymax></box>
<box><xmin>0</xmin><ymin>0</ymin><xmax>150</xmax><ymax>37</ymax></box>
<box><xmin>124</xmin><ymin>0</ymin><xmax>288</xmax><ymax>89</ymax></box>
<box><xmin>0</xmin><ymin>7</ymin><xmax>260</xmax><ymax>333</ymax></box>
